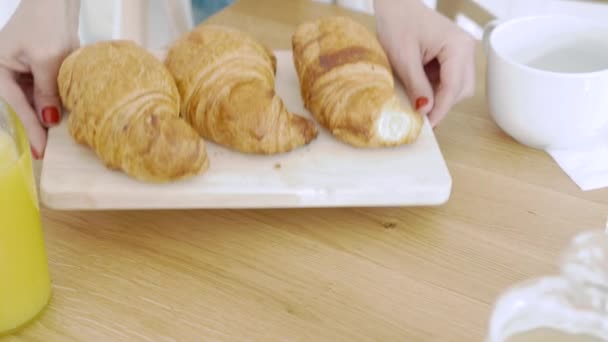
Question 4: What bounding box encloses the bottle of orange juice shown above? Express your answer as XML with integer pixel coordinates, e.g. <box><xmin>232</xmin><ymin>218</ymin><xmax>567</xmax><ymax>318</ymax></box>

<box><xmin>0</xmin><ymin>99</ymin><xmax>51</xmax><ymax>335</ymax></box>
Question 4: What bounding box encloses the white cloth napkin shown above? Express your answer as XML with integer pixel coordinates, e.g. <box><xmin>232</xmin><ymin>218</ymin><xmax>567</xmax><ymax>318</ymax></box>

<box><xmin>547</xmin><ymin>133</ymin><xmax>608</xmax><ymax>191</ymax></box>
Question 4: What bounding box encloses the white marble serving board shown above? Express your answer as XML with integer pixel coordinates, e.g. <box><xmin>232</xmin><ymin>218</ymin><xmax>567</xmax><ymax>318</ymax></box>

<box><xmin>40</xmin><ymin>50</ymin><xmax>452</xmax><ymax>210</ymax></box>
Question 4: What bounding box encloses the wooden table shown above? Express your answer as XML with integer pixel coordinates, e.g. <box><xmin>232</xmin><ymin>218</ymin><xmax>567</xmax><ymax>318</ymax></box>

<box><xmin>6</xmin><ymin>0</ymin><xmax>608</xmax><ymax>341</ymax></box>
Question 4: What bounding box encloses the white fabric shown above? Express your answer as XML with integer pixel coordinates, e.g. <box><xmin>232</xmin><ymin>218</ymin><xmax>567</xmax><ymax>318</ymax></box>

<box><xmin>547</xmin><ymin>133</ymin><xmax>608</xmax><ymax>191</ymax></box>
<box><xmin>79</xmin><ymin>0</ymin><xmax>192</xmax><ymax>49</ymax></box>
<box><xmin>314</xmin><ymin>0</ymin><xmax>438</xmax><ymax>13</ymax></box>
<box><xmin>0</xmin><ymin>0</ymin><xmax>19</xmax><ymax>30</ymax></box>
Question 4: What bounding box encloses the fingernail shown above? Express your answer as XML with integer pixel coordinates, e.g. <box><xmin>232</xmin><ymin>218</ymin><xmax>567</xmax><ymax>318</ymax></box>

<box><xmin>31</xmin><ymin>146</ymin><xmax>41</xmax><ymax>160</ymax></box>
<box><xmin>42</xmin><ymin>106</ymin><xmax>60</xmax><ymax>125</ymax></box>
<box><xmin>415</xmin><ymin>97</ymin><xmax>429</xmax><ymax>111</ymax></box>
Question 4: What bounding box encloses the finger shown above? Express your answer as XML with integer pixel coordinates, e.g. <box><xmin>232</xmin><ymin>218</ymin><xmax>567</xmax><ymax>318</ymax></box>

<box><xmin>16</xmin><ymin>73</ymin><xmax>35</xmax><ymax>108</ymax></box>
<box><xmin>0</xmin><ymin>71</ymin><xmax>47</xmax><ymax>158</ymax></box>
<box><xmin>392</xmin><ymin>42</ymin><xmax>435</xmax><ymax>115</ymax></box>
<box><xmin>459</xmin><ymin>59</ymin><xmax>476</xmax><ymax>100</ymax></box>
<box><xmin>428</xmin><ymin>51</ymin><xmax>465</xmax><ymax>127</ymax></box>
<box><xmin>424</xmin><ymin>58</ymin><xmax>440</xmax><ymax>85</ymax></box>
<box><xmin>424</xmin><ymin>58</ymin><xmax>440</xmax><ymax>94</ymax></box>
<box><xmin>455</xmin><ymin>37</ymin><xmax>476</xmax><ymax>102</ymax></box>
<box><xmin>31</xmin><ymin>55</ymin><xmax>63</xmax><ymax>128</ymax></box>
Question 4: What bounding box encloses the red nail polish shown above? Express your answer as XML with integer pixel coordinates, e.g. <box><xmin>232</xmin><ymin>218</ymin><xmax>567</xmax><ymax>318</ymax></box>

<box><xmin>31</xmin><ymin>147</ymin><xmax>41</xmax><ymax>160</ymax></box>
<box><xmin>415</xmin><ymin>97</ymin><xmax>429</xmax><ymax>111</ymax></box>
<box><xmin>42</xmin><ymin>106</ymin><xmax>60</xmax><ymax>125</ymax></box>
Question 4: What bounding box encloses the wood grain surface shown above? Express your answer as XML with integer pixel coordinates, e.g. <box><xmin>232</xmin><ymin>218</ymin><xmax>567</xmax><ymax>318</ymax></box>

<box><xmin>4</xmin><ymin>0</ymin><xmax>608</xmax><ymax>341</ymax></box>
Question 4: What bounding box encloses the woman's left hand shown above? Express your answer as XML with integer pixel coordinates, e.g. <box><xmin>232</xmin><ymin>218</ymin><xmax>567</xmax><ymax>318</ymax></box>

<box><xmin>374</xmin><ymin>0</ymin><xmax>476</xmax><ymax>126</ymax></box>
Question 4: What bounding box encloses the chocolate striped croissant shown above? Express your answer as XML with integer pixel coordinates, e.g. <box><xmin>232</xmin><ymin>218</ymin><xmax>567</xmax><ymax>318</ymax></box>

<box><xmin>165</xmin><ymin>24</ymin><xmax>318</xmax><ymax>154</ymax></box>
<box><xmin>292</xmin><ymin>16</ymin><xmax>423</xmax><ymax>148</ymax></box>
<box><xmin>57</xmin><ymin>40</ymin><xmax>209</xmax><ymax>182</ymax></box>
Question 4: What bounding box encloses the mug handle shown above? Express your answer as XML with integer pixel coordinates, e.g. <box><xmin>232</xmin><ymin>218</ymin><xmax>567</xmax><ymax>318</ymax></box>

<box><xmin>482</xmin><ymin>19</ymin><xmax>500</xmax><ymax>54</ymax></box>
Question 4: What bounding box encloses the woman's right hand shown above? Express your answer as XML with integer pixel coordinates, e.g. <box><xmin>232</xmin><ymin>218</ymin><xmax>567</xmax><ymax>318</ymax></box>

<box><xmin>0</xmin><ymin>0</ymin><xmax>80</xmax><ymax>158</ymax></box>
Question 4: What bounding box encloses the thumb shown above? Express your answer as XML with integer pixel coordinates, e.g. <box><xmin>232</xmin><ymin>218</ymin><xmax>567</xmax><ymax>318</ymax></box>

<box><xmin>31</xmin><ymin>56</ymin><xmax>63</xmax><ymax>128</ymax></box>
<box><xmin>392</xmin><ymin>45</ymin><xmax>434</xmax><ymax>115</ymax></box>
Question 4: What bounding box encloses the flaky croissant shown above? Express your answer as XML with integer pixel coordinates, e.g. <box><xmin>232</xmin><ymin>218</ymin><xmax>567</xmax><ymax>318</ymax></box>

<box><xmin>292</xmin><ymin>16</ymin><xmax>423</xmax><ymax>148</ymax></box>
<box><xmin>58</xmin><ymin>40</ymin><xmax>209</xmax><ymax>182</ymax></box>
<box><xmin>165</xmin><ymin>24</ymin><xmax>318</xmax><ymax>154</ymax></box>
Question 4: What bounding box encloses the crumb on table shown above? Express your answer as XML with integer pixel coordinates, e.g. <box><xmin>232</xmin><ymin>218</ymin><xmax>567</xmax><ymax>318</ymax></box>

<box><xmin>382</xmin><ymin>222</ymin><xmax>397</xmax><ymax>229</ymax></box>
<box><xmin>274</xmin><ymin>163</ymin><xmax>282</xmax><ymax>170</ymax></box>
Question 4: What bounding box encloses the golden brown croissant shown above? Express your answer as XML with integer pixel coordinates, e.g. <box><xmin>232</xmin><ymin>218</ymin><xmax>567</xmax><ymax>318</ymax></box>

<box><xmin>165</xmin><ymin>24</ymin><xmax>318</xmax><ymax>154</ymax></box>
<box><xmin>57</xmin><ymin>40</ymin><xmax>209</xmax><ymax>182</ymax></box>
<box><xmin>292</xmin><ymin>16</ymin><xmax>423</xmax><ymax>148</ymax></box>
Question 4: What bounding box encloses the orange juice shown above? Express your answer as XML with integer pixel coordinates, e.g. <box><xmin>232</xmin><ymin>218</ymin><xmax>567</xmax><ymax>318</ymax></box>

<box><xmin>0</xmin><ymin>105</ymin><xmax>51</xmax><ymax>334</ymax></box>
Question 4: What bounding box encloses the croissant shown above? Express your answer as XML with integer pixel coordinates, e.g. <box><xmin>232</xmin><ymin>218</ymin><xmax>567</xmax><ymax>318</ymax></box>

<box><xmin>165</xmin><ymin>24</ymin><xmax>318</xmax><ymax>154</ymax></box>
<box><xmin>292</xmin><ymin>16</ymin><xmax>423</xmax><ymax>148</ymax></box>
<box><xmin>57</xmin><ymin>40</ymin><xmax>209</xmax><ymax>182</ymax></box>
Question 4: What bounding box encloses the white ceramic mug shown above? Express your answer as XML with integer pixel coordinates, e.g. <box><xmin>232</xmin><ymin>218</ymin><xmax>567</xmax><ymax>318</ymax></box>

<box><xmin>484</xmin><ymin>15</ymin><xmax>608</xmax><ymax>150</ymax></box>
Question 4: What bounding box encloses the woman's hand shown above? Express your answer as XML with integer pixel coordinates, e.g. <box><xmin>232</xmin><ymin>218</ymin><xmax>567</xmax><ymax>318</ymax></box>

<box><xmin>374</xmin><ymin>0</ymin><xmax>476</xmax><ymax>126</ymax></box>
<box><xmin>0</xmin><ymin>0</ymin><xmax>80</xmax><ymax>158</ymax></box>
